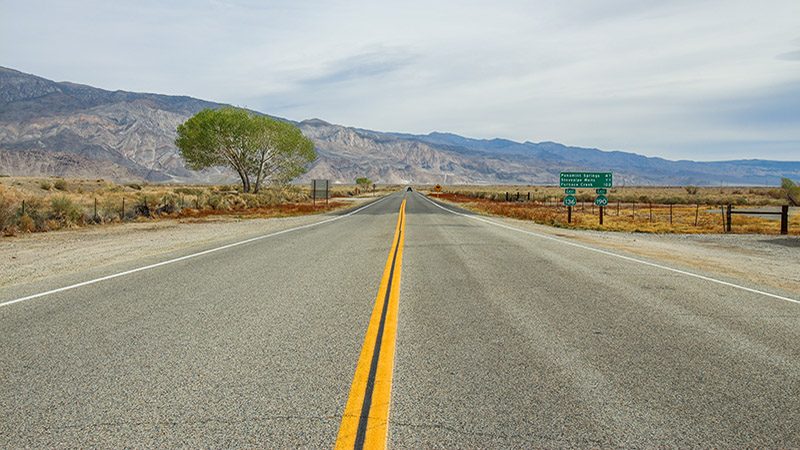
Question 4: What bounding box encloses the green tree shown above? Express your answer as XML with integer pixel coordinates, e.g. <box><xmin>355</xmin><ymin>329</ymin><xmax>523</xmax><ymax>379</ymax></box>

<box><xmin>355</xmin><ymin>177</ymin><xmax>372</xmax><ymax>191</ymax></box>
<box><xmin>781</xmin><ymin>178</ymin><xmax>799</xmax><ymax>206</ymax></box>
<box><xmin>176</xmin><ymin>108</ymin><xmax>316</xmax><ymax>193</ymax></box>
<box><xmin>249</xmin><ymin>117</ymin><xmax>316</xmax><ymax>193</ymax></box>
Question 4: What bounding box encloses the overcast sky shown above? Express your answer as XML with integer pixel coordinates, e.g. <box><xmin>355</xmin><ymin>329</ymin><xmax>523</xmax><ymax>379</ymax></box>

<box><xmin>1</xmin><ymin>0</ymin><xmax>799</xmax><ymax>161</ymax></box>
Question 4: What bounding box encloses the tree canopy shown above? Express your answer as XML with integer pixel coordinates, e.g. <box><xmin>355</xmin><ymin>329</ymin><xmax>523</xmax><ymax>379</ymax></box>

<box><xmin>176</xmin><ymin>108</ymin><xmax>316</xmax><ymax>193</ymax></box>
<box><xmin>355</xmin><ymin>177</ymin><xmax>372</xmax><ymax>190</ymax></box>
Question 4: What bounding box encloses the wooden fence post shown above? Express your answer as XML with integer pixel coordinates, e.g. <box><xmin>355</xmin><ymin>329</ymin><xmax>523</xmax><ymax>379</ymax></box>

<box><xmin>720</xmin><ymin>206</ymin><xmax>725</xmax><ymax>232</ymax></box>
<box><xmin>695</xmin><ymin>204</ymin><xmax>699</xmax><ymax>226</ymax></box>
<box><xmin>726</xmin><ymin>204</ymin><xmax>732</xmax><ymax>233</ymax></box>
<box><xmin>781</xmin><ymin>205</ymin><xmax>789</xmax><ymax>235</ymax></box>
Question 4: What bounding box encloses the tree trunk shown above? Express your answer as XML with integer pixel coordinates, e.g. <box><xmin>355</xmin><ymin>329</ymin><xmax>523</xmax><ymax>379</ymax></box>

<box><xmin>237</xmin><ymin>170</ymin><xmax>250</xmax><ymax>193</ymax></box>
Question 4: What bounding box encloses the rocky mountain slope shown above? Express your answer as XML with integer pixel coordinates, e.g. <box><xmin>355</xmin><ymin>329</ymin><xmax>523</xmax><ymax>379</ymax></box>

<box><xmin>1</xmin><ymin>66</ymin><xmax>798</xmax><ymax>185</ymax></box>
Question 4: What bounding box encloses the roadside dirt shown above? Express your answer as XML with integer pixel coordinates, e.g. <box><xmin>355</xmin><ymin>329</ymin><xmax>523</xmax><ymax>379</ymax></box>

<box><xmin>0</xmin><ymin>198</ymin><xmax>370</xmax><ymax>289</ymax></box>
<box><xmin>490</xmin><ymin>215</ymin><xmax>800</xmax><ymax>295</ymax></box>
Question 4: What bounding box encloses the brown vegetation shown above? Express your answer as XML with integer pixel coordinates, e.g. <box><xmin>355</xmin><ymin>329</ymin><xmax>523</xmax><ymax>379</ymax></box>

<box><xmin>0</xmin><ymin>177</ymin><xmax>350</xmax><ymax>237</ymax></box>
<box><xmin>429</xmin><ymin>191</ymin><xmax>798</xmax><ymax>235</ymax></box>
<box><xmin>433</xmin><ymin>185</ymin><xmax>791</xmax><ymax>206</ymax></box>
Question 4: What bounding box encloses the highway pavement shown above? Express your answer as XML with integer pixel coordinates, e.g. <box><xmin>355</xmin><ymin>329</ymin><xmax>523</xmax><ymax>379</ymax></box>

<box><xmin>1</xmin><ymin>191</ymin><xmax>799</xmax><ymax>447</ymax></box>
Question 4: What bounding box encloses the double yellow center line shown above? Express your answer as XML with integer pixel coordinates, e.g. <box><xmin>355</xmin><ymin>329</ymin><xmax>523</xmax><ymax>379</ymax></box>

<box><xmin>336</xmin><ymin>198</ymin><xmax>407</xmax><ymax>450</ymax></box>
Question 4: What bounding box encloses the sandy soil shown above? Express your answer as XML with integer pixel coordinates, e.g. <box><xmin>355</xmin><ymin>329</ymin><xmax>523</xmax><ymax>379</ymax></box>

<box><xmin>487</xmin><ymin>216</ymin><xmax>800</xmax><ymax>295</ymax></box>
<box><xmin>0</xmin><ymin>198</ymin><xmax>370</xmax><ymax>290</ymax></box>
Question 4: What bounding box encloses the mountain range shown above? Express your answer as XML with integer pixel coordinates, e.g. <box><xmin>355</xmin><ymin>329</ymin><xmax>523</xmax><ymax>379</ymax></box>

<box><xmin>1</xmin><ymin>66</ymin><xmax>797</xmax><ymax>186</ymax></box>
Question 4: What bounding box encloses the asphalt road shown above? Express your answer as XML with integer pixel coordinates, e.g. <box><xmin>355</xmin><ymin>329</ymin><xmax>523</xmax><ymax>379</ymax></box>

<box><xmin>1</xmin><ymin>191</ymin><xmax>799</xmax><ymax>447</ymax></box>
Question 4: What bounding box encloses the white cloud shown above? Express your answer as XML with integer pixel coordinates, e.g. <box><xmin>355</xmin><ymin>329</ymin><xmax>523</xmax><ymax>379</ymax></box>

<box><xmin>1</xmin><ymin>0</ymin><xmax>798</xmax><ymax>160</ymax></box>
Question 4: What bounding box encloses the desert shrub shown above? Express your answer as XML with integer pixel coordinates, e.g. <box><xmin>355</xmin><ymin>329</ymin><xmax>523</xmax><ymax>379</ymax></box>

<box><xmin>39</xmin><ymin>181</ymin><xmax>53</xmax><ymax>190</ymax></box>
<box><xmin>174</xmin><ymin>187</ymin><xmax>206</xmax><ymax>196</ymax></box>
<box><xmin>49</xmin><ymin>195</ymin><xmax>84</xmax><ymax>226</ymax></box>
<box><xmin>0</xmin><ymin>194</ymin><xmax>15</xmax><ymax>231</ymax></box>
<box><xmin>104</xmin><ymin>184</ymin><xmax>124</xmax><ymax>193</ymax></box>
<box><xmin>53</xmin><ymin>179</ymin><xmax>68</xmax><ymax>191</ymax></box>
<box><xmin>100</xmin><ymin>196</ymin><xmax>124</xmax><ymax>221</ymax></box>
<box><xmin>767</xmin><ymin>189</ymin><xmax>784</xmax><ymax>199</ymax></box>
<box><xmin>685</xmin><ymin>186</ymin><xmax>698</xmax><ymax>195</ymax></box>
<box><xmin>207</xmin><ymin>194</ymin><xmax>225</xmax><ymax>210</ymax></box>
<box><xmin>45</xmin><ymin>219</ymin><xmax>61</xmax><ymax>231</ymax></box>
<box><xmin>156</xmin><ymin>193</ymin><xmax>180</xmax><ymax>214</ymax></box>
<box><xmin>134</xmin><ymin>196</ymin><xmax>152</xmax><ymax>217</ymax></box>
<box><xmin>17</xmin><ymin>198</ymin><xmax>47</xmax><ymax>230</ymax></box>
<box><xmin>125</xmin><ymin>183</ymin><xmax>143</xmax><ymax>191</ymax></box>
<box><xmin>18</xmin><ymin>214</ymin><xmax>35</xmax><ymax>232</ymax></box>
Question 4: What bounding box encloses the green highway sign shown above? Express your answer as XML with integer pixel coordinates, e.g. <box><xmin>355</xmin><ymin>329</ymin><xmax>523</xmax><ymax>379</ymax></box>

<box><xmin>564</xmin><ymin>188</ymin><xmax>576</xmax><ymax>195</ymax></box>
<box><xmin>595</xmin><ymin>188</ymin><xmax>607</xmax><ymax>195</ymax></box>
<box><xmin>594</xmin><ymin>195</ymin><xmax>609</xmax><ymax>207</ymax></box>
<box><xmin>563</xmin><ymin>195</ymin><xmax>577</xmax><ymax>207</ymax></box>
<box><xmin>560</xmin><ymin>172</ymin><xmax>613</xmax><ymax>188</ymax></box>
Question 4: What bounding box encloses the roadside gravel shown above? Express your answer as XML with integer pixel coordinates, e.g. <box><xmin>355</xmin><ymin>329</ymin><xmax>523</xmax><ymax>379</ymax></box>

<box><xmin>0</xmin><ymin>198</ymin><xmax>371</xmax><ymax>289</ymax></box>
<box><xmin>433</xmin><ymin>198</ymin><xmax>799</xmax><ymax>296</ymax></box>
<box><xmin>488</xmin><ymin>216</ymin><xmax>800</xmax><ymax>295</ymax></box>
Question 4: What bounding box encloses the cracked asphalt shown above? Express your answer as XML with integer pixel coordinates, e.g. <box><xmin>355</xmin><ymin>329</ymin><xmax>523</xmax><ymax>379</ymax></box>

<box><xmin>1</xmin><ymin>191</ymin><xmax>799</xmax><ymax>447</ymax></box>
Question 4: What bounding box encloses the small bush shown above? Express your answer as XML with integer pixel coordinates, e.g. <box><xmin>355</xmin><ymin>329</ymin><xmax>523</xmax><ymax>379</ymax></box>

<box><xmin>18</xmin><ymin>214</ymin><xmax>35</xmax><ymax>233</ymax></box>
<box><xmin>53</xmin><ymin>179</ymin><xmax>68</xmax><ymax>191</ymax></box>
<box><xmin>17</xmin><ymin>198</ymin><xmax>47</xmax><ymax>230</ymax></box>
<box><xmin>207</xmin><ymin>194</ymin><xmax>225</xmax><ymax>210</ymax></box>
<box><xmin>685</xmin><ymin>186</ymin><xmax>698</xmax><ymax>195</ymax></box>
<box><xmin>125</xmin><ymin>183</ymin><xmax>143</xmax><ymax>191</ymax></box>
<box><xmin>100</xmin><ymin>196</ymin><xmax>124</xmax><ymax>221</ymax></box>
<box><xmin>134</xmin><ymin>196</ymin><xmax>152</xmax><ymax>217</ymax></box>
<box><xmin>49</xmin><ymin>196</ymin><xmax>84</xmax><ymax>226</ymax></box>
<box><xmin>39</xmin><ymin>181</ymin><xmax>53</xmax><ymax>191</ymax></box>
<box><xmin>174</xmin><ymin>187</ymin><xmax>206</xmax><ymax>196</ymax></box>
<box><xmin>156</xmin><ymin>194</ymin><xmax>180</xmax><ymax>214</ymax></box>
<box><xmin>0</xmin><ymin>194</ymin><xmax>14</xmax><ymax>231</ymax></box>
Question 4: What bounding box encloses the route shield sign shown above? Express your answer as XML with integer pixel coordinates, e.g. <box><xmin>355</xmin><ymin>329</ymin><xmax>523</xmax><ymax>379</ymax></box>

<box><xmin>594</xmin><ymin>195</ymin><xmax>608</xmax><ymax>206</ymax></box>
<box><xmin>563</xmin><ymin>195</ymin><xmax>577</xmax><ymax>207</ymax></box>
<box><xmin>560</xmin><ymin>172</ymin><xmax>613</xmax><ymax>188</ymax></box>
<box><xmin>564</xmin><ymin>188</ymin><xmax>576</xmax><ymax>195</ymax></box>
<box><xmin>595</xmin><ymin>188</ymin><xmax>607</xmax><ymax>195</ymax></box>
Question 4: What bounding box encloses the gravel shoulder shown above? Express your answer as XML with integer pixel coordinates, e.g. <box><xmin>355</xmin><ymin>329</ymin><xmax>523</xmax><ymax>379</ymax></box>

<box><xmin>0</xmin><ymin>198</ymin><xmax>372</xmax><ymax>290</ymax></box>
<box><xmin>436</xmin><ymin>198</ymin><xmax>800</xmax><ymax>296</ymax></box>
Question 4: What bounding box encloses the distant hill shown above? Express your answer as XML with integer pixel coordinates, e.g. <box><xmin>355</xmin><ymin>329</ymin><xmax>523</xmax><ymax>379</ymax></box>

<box><xmin>1</xmin><ymin>66</ymin><xmax>798</xmax><ymax>185</ymax></box>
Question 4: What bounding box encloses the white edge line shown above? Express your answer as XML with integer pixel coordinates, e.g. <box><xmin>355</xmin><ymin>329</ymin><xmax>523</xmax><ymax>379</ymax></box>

<box><xmin>0</xmin><ymin>196</ymin><xmax>390</xmax><ymax>308</ymax></box>
<box><xmin>421</xmin><ymin>194</ymin><xmax>800</xmax><ymax>305</ymax></box>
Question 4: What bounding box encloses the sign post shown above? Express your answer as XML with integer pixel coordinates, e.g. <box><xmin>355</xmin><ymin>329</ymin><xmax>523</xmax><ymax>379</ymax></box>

<box><xmin>563</xmin><ymin>195</ymin><xmax>577</xmax><ymax>224</ymax></box>
<box><xmin>561</xmin><ymin>172</ymin><xmax>613</xmax><ymax>225</ymax></box>
<box><xmin>311</xmin><ymin>179</ymin><xmax>330</xmax><ymax>206</ymax></box>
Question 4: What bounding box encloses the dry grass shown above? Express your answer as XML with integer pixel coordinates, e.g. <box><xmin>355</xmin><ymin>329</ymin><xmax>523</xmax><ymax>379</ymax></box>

<box><xmin>0</xmin><ymin>177</ymin><xmax>351</xmax><ymax>237</ymax></box>
<box><xmin>431</xmin><ymin>185</ymin><xmax>791</xmax><ymax>206</ymax></box>
<box><xmin>430</xmin><ymin>192</ymin><xmax>799</xmax><ymax>236</ymax></box>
